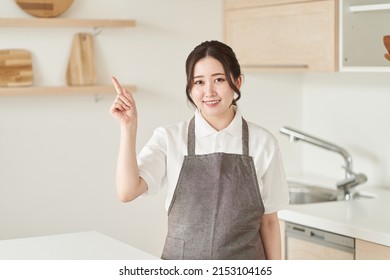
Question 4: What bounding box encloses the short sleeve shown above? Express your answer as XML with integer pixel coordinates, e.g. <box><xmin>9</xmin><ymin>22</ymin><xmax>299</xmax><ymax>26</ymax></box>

<box><xmin>137</xmin><ymin>127</ymin><xmax>168</xmax><ymax>195</ymax></box>
<box><xmin>260</xmin><ymin>147</ymin><xmax>290</xmax><ymax>214</ymax></box>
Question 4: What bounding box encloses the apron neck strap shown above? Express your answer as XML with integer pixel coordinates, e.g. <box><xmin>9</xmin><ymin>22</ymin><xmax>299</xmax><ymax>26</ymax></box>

<box><xmin>241</xmin><ymin>117</ymin><xmax>249</xmax><ymax>156</ymax></box>
<box><xmin>188</xmin><ymin>117</ymin><xmax>196</xmax><ymax>155</ymax></box>
<box><xmin>187</xmin><ymin>116</ymin><xmax>250</xmax><ymax>156</ymax></box>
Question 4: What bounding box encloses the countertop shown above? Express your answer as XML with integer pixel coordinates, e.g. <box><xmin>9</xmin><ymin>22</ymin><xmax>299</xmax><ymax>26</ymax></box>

<box><xmin>279</xmin><ymin>184</ymin><xmax>390</xmax><ymax>246</ymax></box>
<box><xmin>0</xmin><ymin>231</ymin><xmax>159</xmax><ymax>260</ymax></box>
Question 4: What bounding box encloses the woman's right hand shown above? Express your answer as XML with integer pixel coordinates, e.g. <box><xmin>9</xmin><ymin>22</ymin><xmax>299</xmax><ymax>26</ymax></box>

<box><xmin>110</xmin><ymin>77</ymin><xmax>147</xmax><ymax>201</ymax></box>
<box><xmin>110</xmin><ymin>76</ymin><xmax>137</xmax><ymax>128</ymax></box>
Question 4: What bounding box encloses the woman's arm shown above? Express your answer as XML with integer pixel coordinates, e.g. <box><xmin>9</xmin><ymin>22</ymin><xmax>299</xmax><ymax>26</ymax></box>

<box><xmin>110</xmin><ymin>77</ymin><xmax>148</xmax><ymax>202</ymax></box>
<box><xmin>260</xmin><ymin>212</ymin><xmax>282</xmax><ymax>260</ymax></box>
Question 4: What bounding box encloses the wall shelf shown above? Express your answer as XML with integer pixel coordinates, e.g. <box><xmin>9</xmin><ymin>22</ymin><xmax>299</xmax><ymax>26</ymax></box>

<box><xmin>0</xmin><ymin>18</ymin><xmax>136</xmax><ymax>28</ymax></box>
<box><xmin>0</xmin><ymin>85</ymin><xmax>136</xmax><ymax>96</ymax></box>
<box><xmin>1</xmin><ymin>17</ymin><xmax>137</xmax><ymax>96</ymax></box>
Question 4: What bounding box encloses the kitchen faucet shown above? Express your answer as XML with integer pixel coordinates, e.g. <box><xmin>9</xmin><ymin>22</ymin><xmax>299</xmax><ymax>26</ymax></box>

<box><xmin>280</xmin><ymin>126</ymin><xmax>367</xmax><ymax>200</ymax></box>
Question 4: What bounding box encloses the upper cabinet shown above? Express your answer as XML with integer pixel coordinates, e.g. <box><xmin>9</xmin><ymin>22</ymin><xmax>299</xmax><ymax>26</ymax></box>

<box><xmin>224</xmin><ymin>0</ymin><xmax>390</xmax><ymax>73</ymax></box>
<box><xmin>224</xmin><ymin>0</ymin><xmax>338</xmax><ymax>72</ymax></box>
<box><xmin>341</xmin><ymin>0</ymin><xmax>390</xmax><ymax>72</ymax></box>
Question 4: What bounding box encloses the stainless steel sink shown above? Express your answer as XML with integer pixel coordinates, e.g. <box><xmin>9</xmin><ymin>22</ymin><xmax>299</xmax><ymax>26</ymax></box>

<box><xmin>289</xmin><ymin>182</ymin><xmax>338</xmax><ymax>204</ymax></box>
<box><xmin>288</xmin><ymin>181</ymin><xmax>375</xmax><ymax>204</ymax></box>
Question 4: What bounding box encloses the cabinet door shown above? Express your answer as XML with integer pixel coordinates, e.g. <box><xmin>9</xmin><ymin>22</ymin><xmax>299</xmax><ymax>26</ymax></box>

<box><xmin>355</xmin><ymin>239</ymin><xmax>390</xmax><ymax>260</ymax></box>
<box><xmin>224</xmin><ymin>0</ymin><xmax>338</xmax><ymax>72</ymax></box>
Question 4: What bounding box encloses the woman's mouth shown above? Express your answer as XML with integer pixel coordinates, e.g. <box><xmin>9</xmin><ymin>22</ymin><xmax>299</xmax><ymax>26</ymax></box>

<box><xmin>204</xmin><ymin>100</ymin><xmax>220</xmax><ymax>106</ymax></box>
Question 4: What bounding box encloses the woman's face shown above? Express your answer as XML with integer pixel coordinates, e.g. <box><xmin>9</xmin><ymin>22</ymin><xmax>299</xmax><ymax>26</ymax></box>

<box><xmin>190</xmin><ymin>56</ymin><xmax>241</xmax><ymax>125</ymax></box>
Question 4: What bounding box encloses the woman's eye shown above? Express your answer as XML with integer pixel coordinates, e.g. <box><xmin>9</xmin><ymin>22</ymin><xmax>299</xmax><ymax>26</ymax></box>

<box><xmin>194</xmin><ymin>80</ymin><xmax>203</xmax><ymax>85</ymax></box>
<box><xmin>215</xmin><ymin>77</ymin><xmax>225</xmax><ymax>83</ymax></box>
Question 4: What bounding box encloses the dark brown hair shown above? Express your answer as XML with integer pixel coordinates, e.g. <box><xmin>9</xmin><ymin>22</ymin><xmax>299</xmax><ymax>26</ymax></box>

<box><xmin>185</xmin><ymin>40</ymin><xmax>242</xmax><ymax>107</ymax></box>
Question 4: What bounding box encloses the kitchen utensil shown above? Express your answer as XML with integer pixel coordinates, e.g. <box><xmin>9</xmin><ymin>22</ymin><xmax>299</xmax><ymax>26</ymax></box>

<box><xmin>384</xmin><ymin>36</ymin><xmax>390</xmax><ymax>61</ymax></box>
<box><xmin>0</xmin><ymin>49</ymin><xmax>33</xmax><ymax>87</ymax></box>
<box><xmin>66</xmin><ymin>33</ymin><xmax>97</xmax><ymax>86</ymax></box>
<box><xmin>15</xmin><ymin>0</ymin><xmax>73</xmax><ymax>18</ymax></box>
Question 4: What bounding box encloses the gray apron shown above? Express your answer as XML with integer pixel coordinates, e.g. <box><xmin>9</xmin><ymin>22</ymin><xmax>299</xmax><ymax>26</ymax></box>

<box><xmin>161</xmin><ymin>117</ymin><xmax>265</xmax><ymax>260</ymax></box>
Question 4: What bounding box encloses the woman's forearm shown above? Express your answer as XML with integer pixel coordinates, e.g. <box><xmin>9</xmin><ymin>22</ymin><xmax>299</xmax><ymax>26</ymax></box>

<box><xmin>116</xmin><ymin>125</ymin><xmax>147</xmax><ymax>202</ymax></box>
<box><xmin>260</xmin><ymin>212</ymin><xmax>282</xmax><ymax>260</ymax></box>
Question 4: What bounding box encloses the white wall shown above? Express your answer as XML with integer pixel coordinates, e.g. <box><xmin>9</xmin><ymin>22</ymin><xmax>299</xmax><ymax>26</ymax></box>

<box><xmin>301</xmin><ymin>72</ymin><xmax>390</xmax><ymax>189</ymax></box>
<box><xmin>0</xmin><ymin>0</ymin><xmax>302</xmax><ymax>256</ymax></box>
<box><xmin>5</xmin><ymin>0</ymin><xmax>387</xmax><ymax>258</ymax></box>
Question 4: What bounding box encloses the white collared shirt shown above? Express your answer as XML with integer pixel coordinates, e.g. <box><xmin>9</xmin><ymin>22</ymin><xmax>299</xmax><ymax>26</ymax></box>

<box><xmin>138</xmin><ymin>108</ymin><xmax>289</xmax><ymax>214</ymax></box>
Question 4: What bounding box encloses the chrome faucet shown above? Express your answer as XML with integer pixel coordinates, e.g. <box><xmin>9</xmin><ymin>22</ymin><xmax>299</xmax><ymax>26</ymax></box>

<box><xmin>335</xmin><ymin>173</ymin><xmax>368</xmax><ymax>200</ymax></box>
<box><xmin>280</xmin><ymin>126</ymin><xmax>367</xmax><ymax>200</ymax></box>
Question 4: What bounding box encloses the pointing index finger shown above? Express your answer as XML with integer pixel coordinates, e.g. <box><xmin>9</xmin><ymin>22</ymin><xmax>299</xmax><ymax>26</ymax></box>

<box><xmin>111</xmin><ymin>76</ymin><xmax>123</xmax><ymax>95</ymax></box>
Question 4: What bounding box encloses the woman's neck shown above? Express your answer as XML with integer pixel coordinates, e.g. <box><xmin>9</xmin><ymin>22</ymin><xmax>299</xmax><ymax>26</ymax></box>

<box><xmin>201</xmin><ymin>107</ymin><xmax>236</xmax><ymax>131</ymax></box>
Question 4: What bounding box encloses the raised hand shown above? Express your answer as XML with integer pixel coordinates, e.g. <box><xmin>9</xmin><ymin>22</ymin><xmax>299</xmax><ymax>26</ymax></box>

<box><xmin>110</xmin><ymin>76</ymin><xmax>138</xmax><ymax>127</ymax></box>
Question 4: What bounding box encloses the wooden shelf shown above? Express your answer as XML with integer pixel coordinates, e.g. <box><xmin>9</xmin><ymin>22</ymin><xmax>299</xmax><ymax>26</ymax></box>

<box><xmin>0</xmin><ymin>18</ymin><xmax>137</xmax><ymax>96</ymax></box>
<box><xmin>0</xmin><ymin>85</ymin><xmax>136</xmax><ymax>96</ymax></box>
<box><xmin>0</xmin><ymin>18</ymin><xmax>136</xmax><ymax>28</ymax></box>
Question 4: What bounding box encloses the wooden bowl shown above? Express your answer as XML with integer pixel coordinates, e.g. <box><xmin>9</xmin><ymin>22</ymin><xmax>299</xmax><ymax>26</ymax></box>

<box><xmin>384</xmin><ymin>36</ymin><xmax>390</xmax><ymax>52</ymax></box>
<box><xmin>15</xmin><ymin>0</ymin><xmax>74</xmax><ymax>18</ymax></box>
<box><xmin>384</xmin><ymin>36</ymin><xmax>390</xmax><ymax>61</ymax></box>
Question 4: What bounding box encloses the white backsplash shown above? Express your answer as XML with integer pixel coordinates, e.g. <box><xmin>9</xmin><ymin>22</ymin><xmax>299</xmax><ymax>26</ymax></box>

<box><xmin>301</xmin><ymin>72</ymin><xmax>390</xmax><ymax>189</ymax></box>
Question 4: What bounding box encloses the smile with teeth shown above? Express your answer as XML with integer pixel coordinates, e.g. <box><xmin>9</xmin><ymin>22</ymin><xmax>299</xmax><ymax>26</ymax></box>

<box><xmin>204</xmin><ymin>100</ymin><xmax>220</xmax><ymax>105</ymax></box>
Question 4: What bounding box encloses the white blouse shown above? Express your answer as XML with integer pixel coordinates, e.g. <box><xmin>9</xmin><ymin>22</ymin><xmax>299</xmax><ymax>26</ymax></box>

<box><xmin>138</xmin><ymin>108</ymin><xmax>290</xmax><ymax>214</ymax></box>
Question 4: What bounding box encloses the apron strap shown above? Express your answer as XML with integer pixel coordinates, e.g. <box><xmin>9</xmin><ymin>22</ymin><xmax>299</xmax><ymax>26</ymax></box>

<box><xmin>241</xmin><ymin>117</ymin><xmax>249</xmax><ymax>156</ymax></box>
<box><xmin>187</xmin><ymin>117</ymin><xmax>196</xmax><ymax>156</ymax></box>
<box><xmin>187</xmin><ymin>116</ymin><xmax>250</xmax><ymax>156</ymax></box>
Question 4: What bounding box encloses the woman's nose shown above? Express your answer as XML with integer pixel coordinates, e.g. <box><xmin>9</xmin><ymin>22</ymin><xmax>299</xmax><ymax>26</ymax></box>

<box><xmin>205</xmin><ymin>83</ymin><xmax>216</xmax><ymax>97</ymax></box>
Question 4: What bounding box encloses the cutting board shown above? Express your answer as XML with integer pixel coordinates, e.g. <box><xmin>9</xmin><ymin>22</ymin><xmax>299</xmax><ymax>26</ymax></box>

<box><xmin>15</xmin><ymin>0</ymin><xmax>73</xmax><ymax>18</ymax></box>
<box><xmin>66</xmin><ymin>33</ymin><xmax>97</xmax><ymax>86</ymax></box>
<box><xmin>0</xmin><ymin>49</ymin><xmax>33</xmax><ymax>87</ymax></box>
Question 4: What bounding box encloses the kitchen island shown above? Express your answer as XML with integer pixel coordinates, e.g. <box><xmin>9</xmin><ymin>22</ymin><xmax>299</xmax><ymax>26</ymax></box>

<box><xmin>0</xmin><ymin>231</ymin><xmax>158</xmax><ymax>260</ymax></box>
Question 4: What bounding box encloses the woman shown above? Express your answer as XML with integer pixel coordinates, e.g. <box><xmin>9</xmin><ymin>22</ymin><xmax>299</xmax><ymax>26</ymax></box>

<box><xmin>110</xmin><ymin>40</ymin><xmax>289</xmax><ymax>260</ymax></box>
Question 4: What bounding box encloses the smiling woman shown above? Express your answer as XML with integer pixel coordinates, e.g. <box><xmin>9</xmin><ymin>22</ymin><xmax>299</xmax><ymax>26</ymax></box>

<box><xmin>110</xmin><ymin>40</ymin><xmax>290</xmax><ymax>260</ymax></box>
<box><xmin>189</xmin><ymin>56</ymin><xmax>240</xmax><ymax>131</ymax></box>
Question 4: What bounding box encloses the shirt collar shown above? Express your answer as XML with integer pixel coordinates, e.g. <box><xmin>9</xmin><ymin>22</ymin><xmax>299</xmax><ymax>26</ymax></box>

<box><xmin>194</xmin><ymin>107</ymin><xmax>242</xmax><ymax>138</ymax></box>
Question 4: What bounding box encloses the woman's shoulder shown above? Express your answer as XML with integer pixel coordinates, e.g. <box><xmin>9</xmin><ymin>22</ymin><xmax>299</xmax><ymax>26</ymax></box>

<box><xmin>246</xmin><ymin>120</ymin><xmax>279</xmax><ymax>147</ymax></box>
<box><xmin>153</xmin><ymin>119</ymin><xmax>191</xmax><ymax>140</ymax></box>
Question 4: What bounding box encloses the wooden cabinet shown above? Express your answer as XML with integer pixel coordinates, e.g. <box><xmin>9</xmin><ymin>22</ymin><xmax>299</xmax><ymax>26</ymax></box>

<box><xmin>283</xmin><ymin>222</ymin><xmax>355</xmax><ymax>260</ymax></box>
<box><xmin>0</xmin><ymin>18</ymin><xmax>136</xmax><ymax>96</ymax></box>
<box><xmin>287</xmin><ymin>235</ymin><xmax>354</xmax><ymax>259</ymax></box>
<box><xmin>224</xmin><ymin>0</ymin><xmax>338</xmax><ymax>72</ymax></box>
<box><xmin>281</xmin><ymin>220</ymin><xmax>390</xmax><ymax>260</ymax></box>
<box><xmin>355</xmin><ymin>239</ymin><xmax>390</xmax><ymax>260</ymax></box>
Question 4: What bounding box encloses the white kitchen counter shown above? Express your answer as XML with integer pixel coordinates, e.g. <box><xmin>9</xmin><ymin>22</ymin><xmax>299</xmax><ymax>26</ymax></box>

<box><xmin>279</xmin><ymin>185</ymin><xmax>390</xmax><ymax>246</ymax></box>
<box><xmin>0</xmin><ymin>231</ymin><xmax>159</xmax><ymax>260</ymax></box>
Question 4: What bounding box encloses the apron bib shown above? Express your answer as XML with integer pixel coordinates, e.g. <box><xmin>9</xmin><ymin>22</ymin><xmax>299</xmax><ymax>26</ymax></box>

<box><xmin>161</xmin><ymin>117</ymin><xmax>265</xmax><ymax>259</ymax></box>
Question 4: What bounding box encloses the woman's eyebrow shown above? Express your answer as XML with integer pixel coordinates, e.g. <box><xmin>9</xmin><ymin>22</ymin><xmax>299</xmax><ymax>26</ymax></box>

<box><xmin>193</xmin><ymin>73</ymin><xmax>226</xmax><ymax>79</ymax></box>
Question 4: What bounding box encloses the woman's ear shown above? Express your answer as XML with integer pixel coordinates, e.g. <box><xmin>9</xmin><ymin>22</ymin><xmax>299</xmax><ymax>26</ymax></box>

<box><xmin>235</xmin><ymin>75</ymin><xmax>243</xmax><ymax>90</ymax></box>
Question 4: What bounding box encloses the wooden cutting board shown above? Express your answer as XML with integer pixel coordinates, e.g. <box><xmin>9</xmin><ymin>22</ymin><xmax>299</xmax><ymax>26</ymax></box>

<box><xmin>0</xmin><ymin>49</ymin><xmax>33</xmax><ymax>87</ymax></box>
<box><xmin>15</xmin><ymin>0</ymin><xmax>73</xmax><ymax>18</ymax></box>
<box><xmin>66</xmin><ymin>33</ymin><xmax>97</xmax><ymax>86</ymax></box>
